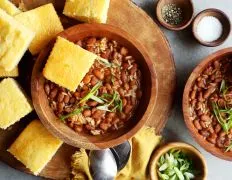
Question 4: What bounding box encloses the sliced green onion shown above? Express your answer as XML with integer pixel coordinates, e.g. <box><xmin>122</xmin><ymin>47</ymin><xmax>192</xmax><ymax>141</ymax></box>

<box><xmin>78</xmin><ymin>81</ymin><xmax>102</xmax><ymax>105</ymax></box>
<box><xmin>90</xmin><ymin>95</ymin><xmax>104</xmax><ymax>103</ymax></box>
<box><xmin>225</xmin><ymin>142</ymin><xmax>232</xmax><ymax>152</ymax></box>
<box><xmin>220</xmin><ymin>79</ymin><xmax>226</xmax><ymax>93</ymax></box>
<box><xmin>97</xmin><ymin>57</ymin><xmax>111</xmax><ymax>67</ymax></box>
<box><xmin>174</xmin><ymin>167</ymin><xmax>184</xmax><ymax>180</ymax></box>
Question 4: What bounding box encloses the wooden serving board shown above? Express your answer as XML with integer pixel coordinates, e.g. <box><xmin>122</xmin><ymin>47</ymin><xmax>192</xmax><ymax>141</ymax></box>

<box><xmin>0</xmin><ymin>0</ymin><xmax>176</xmax><ymax>179</ymax></box>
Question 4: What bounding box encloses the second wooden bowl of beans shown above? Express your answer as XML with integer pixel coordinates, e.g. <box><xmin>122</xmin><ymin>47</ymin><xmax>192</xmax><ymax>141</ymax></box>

<box><xmin>183</xmin><ymin>47</ymin><xmax>232</xmax><ymax>161</ymax></box>
<box><xmin>31</xmin><ymin>24</ymin><xmax>157</xmax><ymax>150</ymax></box>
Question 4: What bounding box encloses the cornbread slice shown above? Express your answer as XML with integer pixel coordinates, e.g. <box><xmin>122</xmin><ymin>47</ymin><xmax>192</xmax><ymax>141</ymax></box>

<box><xmin>0</xmin><ymin>78</ymin><xmax>33</xmax><ymax>129</ymax></box>
<box><xmin>0</xmin><ymin>0</ymin><xmax>21</xmax><ymax>16</ymax></box>
<box><xmin>43</xmin><ymin>36</ymin><xmax>97</xmax><ymax>91</ymax></box>
<box><xmin>8</xmin><ymin>120</ymin><xmax>63</xmax><ymax>175</ymax></box>
<box><xmin>0</xmin><ymin>9</ymin><xmax>34</xmax><ymax>71</ymax></box>
<box><xmin>15</xmin><ymin>3</ymin><xmax>64</xmax><ymax>55</ymax></box>
<box><xmin>63</xmin><ymin>0</ymin><xmax>110</xmax><ymax>23</ymax></box>
<box><xmin>0</xmin><ymin>66</ymin><xmax>18</xmax><ymax>77</ymax></box>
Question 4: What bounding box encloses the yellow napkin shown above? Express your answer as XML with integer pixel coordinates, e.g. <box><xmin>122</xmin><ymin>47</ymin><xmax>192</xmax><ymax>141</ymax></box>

<box><xmin>70</xmin><ymin>126</ymin><xmax>162</xmax><ymax>180</ymax></box>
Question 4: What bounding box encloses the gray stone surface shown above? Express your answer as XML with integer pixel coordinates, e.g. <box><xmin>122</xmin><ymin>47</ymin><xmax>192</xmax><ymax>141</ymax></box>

<box><xmin>0</xmin><ymin>0</ymin><xmax>231</xmax><ymax>179</ymax></box>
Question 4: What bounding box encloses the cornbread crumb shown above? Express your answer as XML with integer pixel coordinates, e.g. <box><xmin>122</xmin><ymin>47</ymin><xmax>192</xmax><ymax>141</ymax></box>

<box><xmin>0</xmin><ymin>0</ymin><xmax>21</xmax><ymax>16</ymax></box>
<box><xmin>0</xmin><ymin>9</ymin><xmax>34</xmax><ymax>71</ymax></box>
<box><xmin>0</xmin><ymin>78</ymin><xmax>33</xmax><ymax>129</ymax></box>
<box><xmin>15</xmin><ymin>3</ymin><xmax>64</xmax><ymax>55</ymax></box>
<box><xmin>43</xmin><ymin>36</ymin><xmax>97</xmax><ymax>92</ymax></box>
<box><xmin>8</xmin><ymin>120</ymin><xmax>63</xmax><ymax>175</ymax></box>
<box><xmin>63</xmin><ymin>0</ymin><xmax>110</xmax><ymax>23</ymax></box>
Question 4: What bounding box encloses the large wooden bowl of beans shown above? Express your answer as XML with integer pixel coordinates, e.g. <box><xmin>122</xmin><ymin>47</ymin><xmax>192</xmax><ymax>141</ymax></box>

<box><xmin>183</xmin><ymin>47</ymin><xmax>232</xmax><ymax>160</ymax></box>
<box><xmin>31</xmin><ymin>24</ymin><xmax>157</xmax><ymax>150</ymax></box>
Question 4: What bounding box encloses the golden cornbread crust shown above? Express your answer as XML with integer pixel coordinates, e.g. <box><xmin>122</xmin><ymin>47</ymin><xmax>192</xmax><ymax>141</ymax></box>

<box><xmin>0</xmin><ymin>0</ymin><xmax>21</xmax><ymax>16</ymax></box>
<box><xmin>0</xmin><ymin>66</ymin><xmax>18</xmax><ymax>77</ymax></box>
<box><xmin>63</xmin><ymin>0</ymin><xmax>110</xmax><ymax>23</ymax></box>
<box><xmin>43</xmin><ymin>36</ymin><xmax>97</xmax><ymax>92</ymax></box>
<box><xmin>15</xmin><ymin>3</ymin><xmax>64</xmax><ymax>55</ymax></box>
<box><xmin>0</xmin><ymin>9</ymin><xmax>34</xmax><ymax>71</ymax></box>
<box><xmin>8</xmin><ymin>120</ymin><xmax>63</xmax><ymax>175</ymax></box>
<box><xmin>0</xmin><ymin>78</ymin><xmax>33</xmax><ymax>129</ymax></box>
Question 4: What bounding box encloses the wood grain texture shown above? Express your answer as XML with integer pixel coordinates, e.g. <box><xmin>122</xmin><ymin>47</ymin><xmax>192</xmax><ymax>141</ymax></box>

<box><xmin>183</xmin><ymin>48</ymin><xmax>232</xmax><ymax>161</ymax></box>
<box><xmin>0</xmin><ymin>0</ymin><xmax>176</xmax><ymax>179</ymax></box>
<box><xmin>192</xmin><ymin>9</ymin><xmax>231</xmax><ymax>47</ymax></box>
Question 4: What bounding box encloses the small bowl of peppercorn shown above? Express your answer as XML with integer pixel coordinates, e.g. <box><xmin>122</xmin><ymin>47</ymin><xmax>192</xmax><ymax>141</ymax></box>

<box><xmin>156</xmin><ymin>0</ymin><xmax>194</xmax><ymax>31</ymax></box>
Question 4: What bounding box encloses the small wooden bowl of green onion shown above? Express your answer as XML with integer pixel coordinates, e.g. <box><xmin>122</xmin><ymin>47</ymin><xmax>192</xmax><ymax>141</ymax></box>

<box><xmin>149</xmin><ymin>142</ymin><xmax>207</xmax><ymax>180</ymax></box>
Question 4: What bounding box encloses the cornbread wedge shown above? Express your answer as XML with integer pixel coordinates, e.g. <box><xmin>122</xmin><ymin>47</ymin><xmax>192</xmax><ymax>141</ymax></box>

<box><xmin>63</xmin><ymin>0</ymin><xmax>110</xmax><ymax>23</ymax></box>
<box><xmin>0</xmin><ymin>66</ymin><xmax>18</xmax><ymax>77</ymax></box>
<box><xmin>43</xmin><ymin>36</ymin><xmax>97</xmax><ymax>91</ymax></box>
<box><xmin>15</xmin><ymin>3</ymin><xmax>64</xmax><ymax>55</ymax></box>
<box><xmin>8</xmin><ymin>120</ymin><xmax>63</xmax><ymax>175</ymax></box>
<box><xmin>0</xmin><ymin>78</ymin><xmax>33</xmax><ymax>129</ymax></box>
<box><xmin>0</xmin><ymin>0</ymin><xmax>21</xmax><ymax>16</ymax></box>
<box><xmin>0</xmin><ymin>9</ymin><xmax>34</xmax><ymax>71</ymax></box>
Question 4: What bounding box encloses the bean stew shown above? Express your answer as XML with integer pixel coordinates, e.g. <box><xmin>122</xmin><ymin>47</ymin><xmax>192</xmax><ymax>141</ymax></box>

<box><xmin>44</xmin><ymin>37</ymin><xmax>142</xmax><ymax>136</ymax></box>
<box><xmin>189</xmin><ymin>57</ymin><xmax>232</xmax><ymax>152</ymax></box>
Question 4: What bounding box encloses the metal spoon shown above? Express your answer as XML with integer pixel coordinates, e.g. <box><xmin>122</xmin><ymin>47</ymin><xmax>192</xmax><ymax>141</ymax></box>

<box><xmin>89</xmin><ymin>141</ymin><xmax>131</xmax><ymax>180</ymax></box>
<box><xmin>89</xmin><ymin>149</ymin><xmax>117</xmax><ymax>180</ymax></box>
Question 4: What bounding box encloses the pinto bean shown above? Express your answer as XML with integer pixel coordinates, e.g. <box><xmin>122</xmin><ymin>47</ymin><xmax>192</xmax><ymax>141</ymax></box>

<box><xmin>207</xmin><ymin>133</ymin><xmax>217</xmax><ymax>144</ymax></box>
<box><xmin>199</xmin><ymin>130</ymin><xmax>210</xmax><ymax>138</ymax></box>
<box><xmin>121</xmin><ymin>70</ymin><xmax>128</xmax><ymax>83</ymax></box>
<box><xmin>92</xmin><ymin>110</ymin><xmax>104</xmax><ymax>119</ymax></box>
<box><xmin>120</xmin><ymin>47</ymin><xmax>128</xmax><ymax>56</ymax></box>
<box><xmin>64</xmin><ymin>95</ymin><xmax>70</xmax><ymax>104</ymax></box>
<box><xmin>100</xmin><ymin>123</ymin><xmax>109</xmax><ymax>131</ymax></box>
<box><xmin>203</xmin><ymin>86</ymin><xmax>216</xmax><ymax>99</ymax></box>
<box><xmin>200</xmin><ymin>115</ymin><xmax>211</xmax><ymax>122</ymax></box>
<box><xmin>88</xmin><ymin>101</ymin><xmax>98</xmax><ymax>107</ymax></box>
<box><xmin>50</xmin><ymin>88</ymin><xmax>58</xmax><ymax>99</ymax></box>
<box><xmin>86</xmin><ymin>37</ymin><xmax>96</xmax><ymax>46</ymax></box>
<box><xmin>91</xmin><ymin>76</ymin><xmax>99</xmax><ymax>86</ymax></box>
<box><xmin>93</xmin><ymin>69</ymin><xmax>104</xmax><ymax>80</ymax></box>
<box><xmin>44</xmin><ymin>83</ymin><xmax>50</xmax><ymax>95</ymax></box>
<box><xmin>83</xmin><ymin>75</ymin><xmax>91</xmax><ymax>84</ymax></box>
<box><xmin>193</xmin><ymin>120</ymin><xmax>202</xmax><ymax>130</ymax></box>
<box><xmin>124</xmin><ymin>105</ymin><xmax>133</xmax><ymax>114</ymax></box>
<box><xmin>57</xmin><ymin>92</ymin><xmax>65</xmax><ymax>102</ymax></box>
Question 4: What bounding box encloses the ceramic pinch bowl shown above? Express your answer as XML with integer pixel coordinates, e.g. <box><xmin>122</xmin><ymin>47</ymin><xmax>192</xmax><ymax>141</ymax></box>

<box><xmin>192</xmin><ymin>8</ymin><xmax>231</xmax><ymax>47</ymax></box>
<box><xmin>156</xmin><ymin>0</ymin><xmax>194</xmax><ymax>31</ymax></box>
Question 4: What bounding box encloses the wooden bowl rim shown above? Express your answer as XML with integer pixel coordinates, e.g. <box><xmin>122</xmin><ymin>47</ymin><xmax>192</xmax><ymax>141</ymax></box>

<box><xmin>156</xmin><ymin>0</ymin><xmax>194</xmax><ymax>31</ymax></box>
<box><xmin>149</xmin><ymin>142</ymin><xmax>207</xmax><ymax>180</ymax></box>
<box><xmin>183</xmin><ymin>47</ymin><xmax>232</xmax><ymax>161</ymax></box>
<box><xmin>31</xmin><ymin>23</ymin><xmax>158</xmax><ymax>150</ymax></box>
<box><xmin>192</xmin><ymin>8</ymin><xmax>231</xmax><ymax>47</ymax></box>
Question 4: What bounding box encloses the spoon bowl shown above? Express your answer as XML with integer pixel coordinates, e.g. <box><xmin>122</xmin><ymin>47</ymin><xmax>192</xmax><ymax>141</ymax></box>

<box><xmin>89</xmin><ymin>149</ymin><xmax>117</xmax><ymax>180</ymax></box>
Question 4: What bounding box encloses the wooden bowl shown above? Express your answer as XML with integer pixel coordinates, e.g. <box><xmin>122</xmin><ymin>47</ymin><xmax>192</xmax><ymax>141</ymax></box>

<box><xmin>31</xmin><ymin>24</ymin><xmax>157</xmax><ymax>150</ymax></box>
<box><xmin>192</xmin><ymin>9</ymin><xmax>231</xmax><ymax>47</ymax></box>
<box><xmin>150</xmin><ymin>142</ymin><xmax>207</xmax><ymax>180</ymax></box>
<box><xmin>183</xmin><ymin>48</ymin><xmax>232</xmax><ymax>160</ymax></box>
<box><xmin>156</xmin><ymin>0</ymin><xmax>194</xmax><ymax>31</ymax></box>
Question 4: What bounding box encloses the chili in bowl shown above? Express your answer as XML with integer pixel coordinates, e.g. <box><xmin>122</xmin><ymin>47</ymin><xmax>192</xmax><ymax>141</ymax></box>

<box><xmin>45</xmin><ymin>36</ymin><xmax>142</xmax><ymax>136</ymax></box>
<box><xmin>183</xmin><ymin>48</ymin><xmax>232</xmax><ymax>160</ymax></box>
<box><xmin>31</xmin><ymin>24</ymin><xmax>157</xmax><ymax>150</ymax></box>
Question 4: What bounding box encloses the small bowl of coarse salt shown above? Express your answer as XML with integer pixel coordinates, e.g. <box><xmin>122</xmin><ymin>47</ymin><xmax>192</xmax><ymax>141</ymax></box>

<box><xmin>193</xmin><ymin>8</ymin><xmax>231</xmax><ymax>47</ymax></box>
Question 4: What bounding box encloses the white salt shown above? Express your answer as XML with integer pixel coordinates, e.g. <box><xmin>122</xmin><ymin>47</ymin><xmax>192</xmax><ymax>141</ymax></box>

<box><xmin>196</xmin><ymin>16</ymin><xmax>223</xmax><ymax>42</ymax></box>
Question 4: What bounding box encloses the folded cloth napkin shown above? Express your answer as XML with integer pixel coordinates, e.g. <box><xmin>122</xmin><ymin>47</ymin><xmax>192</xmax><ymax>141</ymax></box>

<box><xmin>70</xmin><ymin>126</ymin><xmax>162</xmax><ymax>180</ymax></box>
